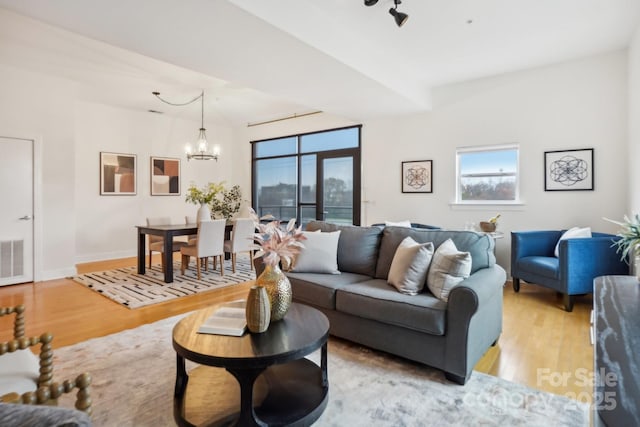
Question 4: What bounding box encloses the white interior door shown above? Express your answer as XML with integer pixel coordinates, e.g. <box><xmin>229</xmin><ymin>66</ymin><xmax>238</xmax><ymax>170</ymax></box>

<box><xmin>0</xmin><ymin>137</ymin><xmax>34</xmax><ymax>285</ymax></box>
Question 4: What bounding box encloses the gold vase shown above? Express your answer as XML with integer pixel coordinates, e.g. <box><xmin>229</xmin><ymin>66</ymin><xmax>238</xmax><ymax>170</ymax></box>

<box><xmin>256</xmin><ymin>264</ymin><xmax>292</xmax><ymax>322</ymax></box>
<box><xmin>245</xmin><ymin>286</ymin><xmax>270</xmax><ymax>333</ymax></box>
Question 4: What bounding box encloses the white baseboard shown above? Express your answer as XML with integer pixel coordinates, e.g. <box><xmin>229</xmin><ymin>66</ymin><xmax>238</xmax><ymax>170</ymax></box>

<box><xmin>40</xmin><ymin>267</ymin><xmax>78</xmax><ymax>281</ymax></box>
<box><xmin>74</xmin><ymin>249</ymin><xmax>137</xmax><ymax>265</ymax></box>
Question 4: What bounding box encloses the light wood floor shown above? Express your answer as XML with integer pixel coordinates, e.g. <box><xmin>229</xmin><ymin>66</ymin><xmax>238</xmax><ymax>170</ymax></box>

<box><xmin>0</xmin><ymin>255</ymin><xmax>593</xmax><ymax>403</ymax></box>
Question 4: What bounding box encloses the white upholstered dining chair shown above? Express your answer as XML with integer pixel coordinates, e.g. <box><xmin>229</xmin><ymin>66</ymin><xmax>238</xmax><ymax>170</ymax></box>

<box><xmin>180</xmin><ymin>219</ymin><xmax>226</xmax><ymax>279</ymax></box>
<box><xmin>185</xmin><ymin>216</ymin><xmax>198</xmax><ymax>246</ymax></box>
<box><xmin>223</xmin><ymin>218</ymin><xmax>255</xmax><ymax>273</ymax></box>
<box><xmin>146</xmin><ymin>217</ymin><xmax>188</xmax><ymax>270</ymax></box>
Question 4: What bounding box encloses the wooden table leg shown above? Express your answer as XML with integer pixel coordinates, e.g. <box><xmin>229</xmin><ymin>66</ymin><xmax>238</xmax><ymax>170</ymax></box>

<box><xmin>137</xmin><ymin>229</ymin><xmax>146</xmax><ymax>275</ymax></box>
<box><xmin>226</xmin><ymin>366</ymin><xmax>267</xmax><ymax>427</ymax></box>
<box><xmin>164</xmin><ymin>231</ymin><xmax>173</xmax><ymax>283</ymax></box>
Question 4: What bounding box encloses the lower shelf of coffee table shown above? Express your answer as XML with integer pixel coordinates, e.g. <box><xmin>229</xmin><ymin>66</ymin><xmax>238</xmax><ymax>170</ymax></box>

<box><xmin>174</xmin><ymin>358</ymin><xmax>328</xmax><ymax>427</ymax></box>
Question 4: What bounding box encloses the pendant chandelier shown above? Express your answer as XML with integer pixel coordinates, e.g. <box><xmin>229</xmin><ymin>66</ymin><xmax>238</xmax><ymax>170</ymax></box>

<box><xmin>152</xmin><ymin>90</ymin><xmax>220</xmax><ymax>161</ymax></box>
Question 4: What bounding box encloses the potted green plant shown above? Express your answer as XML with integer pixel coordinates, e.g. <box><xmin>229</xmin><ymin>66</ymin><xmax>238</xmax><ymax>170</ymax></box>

<box><xmin>605</xmin><ymin>214</ymin><xmax>640</xmax><ymax>280</ymax></box>
<box><xmin>210</xmin><ymin>185</ymin><xmax>243</xmax><ymax>220</ymax></box>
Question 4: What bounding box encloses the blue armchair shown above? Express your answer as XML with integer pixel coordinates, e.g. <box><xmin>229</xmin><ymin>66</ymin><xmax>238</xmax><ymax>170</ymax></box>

<box><xmin>510</xmin><ymin>230</ymin><xmax>628</xmax><ymax>311</ymax></box>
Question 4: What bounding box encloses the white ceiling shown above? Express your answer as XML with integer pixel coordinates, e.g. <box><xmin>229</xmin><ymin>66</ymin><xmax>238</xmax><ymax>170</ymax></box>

<box><xmin>0</xmin><ymin>0</ymin><xmax>639</xmax><ymax>125</ymax></box>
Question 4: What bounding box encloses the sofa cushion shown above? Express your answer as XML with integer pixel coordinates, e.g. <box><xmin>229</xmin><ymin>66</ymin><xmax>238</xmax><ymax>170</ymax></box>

<box><xmin>426</xmin><ymin>239</ymin><xmax>472</xmax><ymax>302</ymax></box>
<box><xmin>305</xmin><ymin>221</ymin><xmax>382</xmax><ymax>276</ymax></box>
<box><xmin>385</xmin><ymin>220</ymin><xmax>412</xmax><ymax>228</ymax></box>
<box><xmin>335</xmin><ymin>279</ymin><xmax>447</xmax><ymax>335</ymax></box>
<box><xmin>516</xmin><ymin>256</ymin><xmax>560</xmax><ymax>280</ymax></box>
<box><xmin>291</xmin><ymin>230</ymin><xmax>341</xmax><ymax>274</ymax></box>
<box><xmin>376</xmin><ymin>227</ymin><xmax>494</xmax><ymax>279</ymax></box>
<box><xmin>388</xmin><ymin>237</ymin><xmax>434</xmax><ymax>295</ymax></box>
<box><xmin>288</xmin><ymin>271</ymin><xmax>371</xmax><ymax>310</ymax></box>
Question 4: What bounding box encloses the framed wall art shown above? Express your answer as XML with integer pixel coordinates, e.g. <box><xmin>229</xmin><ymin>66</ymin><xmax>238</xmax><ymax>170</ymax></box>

<box><xmin>150</xmin><ymin>156</ymin><xmax>180</xmax><ymax>196</ymax></box>
<box><xmin>100</xmin><ymin>152</ymin><xmax>136</xmax><ymax>195</ymax></box>
<box><xmin>544</xmin><ymin>148</ymin><xmax>594</xmax><ymax>191</ymax></box>
<box><xmin>402</xmin><ymin>160</ymin><xmax>433</xmax><ymax>193</ymax></box>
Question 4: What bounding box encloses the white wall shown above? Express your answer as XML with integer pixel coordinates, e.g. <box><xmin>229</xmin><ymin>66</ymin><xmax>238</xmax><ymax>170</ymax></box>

<box><xmin>628</xmin><ymin>26</ymin><xmax>640</xmax><ymax>215</ymax></box>
<box><xmin>73</xmin><ymin>102</ymin><xmax>236</xmax><ymax>263</ymax></box>
<box><xmin>231</xmin><ymin>52</ymin><xmax>629</xmax><ymax>271</ymax></box>
<box><xmin>0</xmin><ymin>64</ymin><xmax>78</xmax><ymax>279</ymax></box>
<box><xmin>0</xmin><ymin>48</ymin><xmax>631</xmax><ymax>279</ymax></box>
<box><xmin>0</xmin><ymin>62</ymin><xmax>239</xmax><ymax>277</ymax></box>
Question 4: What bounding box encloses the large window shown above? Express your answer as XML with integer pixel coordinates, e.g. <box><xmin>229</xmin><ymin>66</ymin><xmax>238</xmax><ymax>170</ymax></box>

<box><xmin>252</xmin><ymin>126</ymin><xmax>361</xmax><ymax>226</ymax></box>
<box><xmin>456</xmin><ymin>145</ymin><xmax>520</xmax><ymax>203</ymax></box>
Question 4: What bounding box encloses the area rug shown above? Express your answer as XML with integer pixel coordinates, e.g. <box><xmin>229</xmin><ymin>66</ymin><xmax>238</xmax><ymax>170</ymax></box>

<box><xmin>52</xmin><ymin>315</ymin><xmax>589</xmax><ymax>426</ymax></box>
<box><xmin>72</xmin><ymin>258</ymin><xmax>255</xmax><ymax>309</ymax></box>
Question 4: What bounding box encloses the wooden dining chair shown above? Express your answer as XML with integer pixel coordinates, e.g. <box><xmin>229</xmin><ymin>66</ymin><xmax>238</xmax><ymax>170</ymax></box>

<box><xmin>223</xmin><ymin>218</ymin><xmax>256</xmax><ymax>273</ymax></box>
<box><xmin>147</xmin><ymin>217</ymin><xmax>187</xmax><ymax>270</ymax></box>
<box><xmin>180</xmin><ymin>219</ymin><xmax>226</xmax><ymax>279</ymax></box>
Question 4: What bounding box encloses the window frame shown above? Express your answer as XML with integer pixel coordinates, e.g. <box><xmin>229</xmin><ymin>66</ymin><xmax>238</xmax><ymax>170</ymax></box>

<box><xmin>455</xmin><ymin>143</ymin><xmax>521</xmax><ymax>205</ymax></box>
<box><xmin>251</xmin><ymin>125</ymin><xmax>362</xmax><ymax>225</ymax></box>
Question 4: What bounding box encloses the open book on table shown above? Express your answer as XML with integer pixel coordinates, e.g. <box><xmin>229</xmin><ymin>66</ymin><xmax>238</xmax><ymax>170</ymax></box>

<box><xmin>198</xmin><ymin>299</ymin><xmax>247</xmax><ymax>337</ymax></box>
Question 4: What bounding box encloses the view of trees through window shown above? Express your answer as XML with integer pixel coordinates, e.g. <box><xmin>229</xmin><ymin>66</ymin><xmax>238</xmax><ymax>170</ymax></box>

<box><xmin>457</xmin><ymin>146</ymin><xmax>519</xmax><ymax>202</ymax></box>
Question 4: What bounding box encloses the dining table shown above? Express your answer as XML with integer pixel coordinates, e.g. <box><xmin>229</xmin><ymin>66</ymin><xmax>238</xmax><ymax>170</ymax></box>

<box><xmin>136</xmin><ymin>222</ymin><xmax>233</xmax><ymax>283</ymax></box>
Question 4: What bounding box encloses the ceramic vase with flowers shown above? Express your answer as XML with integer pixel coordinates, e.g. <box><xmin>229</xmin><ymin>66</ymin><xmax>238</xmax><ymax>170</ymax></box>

<box><xmin>185</xmin><ymin>182</ymin><xmax>224</xmax><ymax>223</ymax></box>
<box><xmin>605</xmin><ymin>213</ymin><xmax>640</xmax><ymax>282</ymax></box>
<box><xmin>249</xmin><ymin>209</ymin><xmax>306</xmax><ymax>322</ymax></box>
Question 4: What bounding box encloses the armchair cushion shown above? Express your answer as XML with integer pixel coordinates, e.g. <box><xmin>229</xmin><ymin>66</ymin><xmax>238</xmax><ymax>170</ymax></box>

<box><xmin>554</xmin><ymin>227</ymin><xmax>591</xmax><ymax>257</ymax></box>
<box><xmin>516</xmin><ymin>256</ymin><xmax>559</xmax><ymax>280</ymax></box>
<box><xmin>0</xmin><ymin>351</ymin><xmax>39</xmax><ymax>396</ymax></box>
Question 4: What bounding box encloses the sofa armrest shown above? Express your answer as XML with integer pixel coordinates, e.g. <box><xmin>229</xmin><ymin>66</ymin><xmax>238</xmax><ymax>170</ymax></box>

<box><xmin>448</xmin><ymin>265</ymin><xmax>506</xmax><ymax>315</ymax></box>
<box><xmin>559</xmin><ymin>235</ymin><xmax>628</xmax><ymax>291</ymax></box>
<box><xmin>444</xmin><ymin>265</ymin><xmax>506</xmax><ymax>381</ymax></box>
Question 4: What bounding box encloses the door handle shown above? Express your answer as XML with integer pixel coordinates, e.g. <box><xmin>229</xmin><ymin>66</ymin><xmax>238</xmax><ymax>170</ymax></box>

<box><xmin>19</xmin><ymin>215</ymin><xmax>32</xmax><ymax>220</ymax></box>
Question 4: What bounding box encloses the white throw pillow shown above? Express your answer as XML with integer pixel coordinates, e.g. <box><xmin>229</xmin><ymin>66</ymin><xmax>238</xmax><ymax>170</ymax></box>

<box><xmin>291</xmin><ymin>230</ymin><xmax>341</xmax><ymax>274</ymax></box>
<box><xmin>387</xmin><ymin>237</ymin><xmax>434</xmax><ymax>295</ymax></box>
<box><xmin>554</xmin><ymin>227</ymin><xmax>592</xmax><ymax>257</ymax></box>
<box><xmin>427</xmin><ymin>239</ymin><xmax>472</xmax><ymax>302</ymax></box>
<box><xmin>385</xmin><ymin>220</ymin><xmax>412</xmax><ymax>228</ymax></box>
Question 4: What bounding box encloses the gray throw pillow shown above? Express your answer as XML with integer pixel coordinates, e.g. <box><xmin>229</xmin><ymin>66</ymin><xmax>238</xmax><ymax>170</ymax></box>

<box><xmin>291</xmin><ymin>230</ymin><xmax>341</xmax><ymax>274</ymax></box>
<box><xmin>427</xmin><ymin>238</ymin><xmax>472</xmax><ymax>302</ymax></box>
<box><xmin>387</xmin><ymin>236</ymin><xmax>434</xmax><ymax>295</ymax></box>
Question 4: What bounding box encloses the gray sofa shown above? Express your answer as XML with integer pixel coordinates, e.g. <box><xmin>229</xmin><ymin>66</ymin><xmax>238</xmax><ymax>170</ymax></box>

<box><xmin>258</xmin><ymin>221</ymin><xmax>506</xmax><ymax>384</ymax></box>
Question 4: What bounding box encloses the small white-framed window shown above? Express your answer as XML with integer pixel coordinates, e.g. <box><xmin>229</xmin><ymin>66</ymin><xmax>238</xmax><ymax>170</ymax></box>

<box><xmin>456</xmin><ymin>144</ymin><xmax>520</xmax><ymax>204</ymax></box>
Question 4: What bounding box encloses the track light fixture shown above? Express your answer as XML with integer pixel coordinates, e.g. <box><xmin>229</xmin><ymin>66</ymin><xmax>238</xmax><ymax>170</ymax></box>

<box><xmin>389</xmin><ymin>0</ymin><xmax>409</xmax><ymax>27</ymax></box>
<box><xmin>364</xmin><ymin>0</ymin><xmax>408</xmax><ymax>27</ymax></box>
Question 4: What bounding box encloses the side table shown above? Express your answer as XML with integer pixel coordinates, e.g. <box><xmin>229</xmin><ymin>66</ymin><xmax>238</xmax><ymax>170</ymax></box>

<box><xmin>172</xmin><ymin>303</ymin><xmax>330</xmax><ymax>426</ymax></box>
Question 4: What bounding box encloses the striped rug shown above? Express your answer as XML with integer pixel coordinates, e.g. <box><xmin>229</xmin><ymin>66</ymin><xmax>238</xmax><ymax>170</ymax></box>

<box><xmin>72</xmin><ymin>258</ymin><xmax>255</xmax><ymax>309</ymax></box>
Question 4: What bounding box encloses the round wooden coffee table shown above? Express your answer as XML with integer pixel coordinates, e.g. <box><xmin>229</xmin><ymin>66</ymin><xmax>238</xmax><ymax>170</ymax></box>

<box><xmin>172</xmin><ymin>302</ymin><xmax>329</xmax><ymax>427</ymax></box>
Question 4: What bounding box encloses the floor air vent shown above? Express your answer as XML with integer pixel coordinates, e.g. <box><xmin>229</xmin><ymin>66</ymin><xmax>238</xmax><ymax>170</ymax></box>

<box><xmin>0</xmin><ymin>239</ymin><xmax>24</xmax><ymax>279</ymax></box>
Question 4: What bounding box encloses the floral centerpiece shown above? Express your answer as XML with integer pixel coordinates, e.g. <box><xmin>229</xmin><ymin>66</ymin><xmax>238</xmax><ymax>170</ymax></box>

<box><xmin>185</xmin><ymin>182</ymin><xmax>224</xmax><ymax>205</ymax></box>
<box><xmin>185</xmin><ymin>182</ymin><xmax>243</xmax><ymax>220</ymax></box>
<box><xmin>248</xmin><ymin>208</ymin><xmax>306</xmax><ymax>321</ymax></box>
